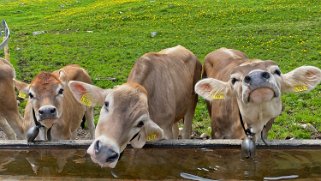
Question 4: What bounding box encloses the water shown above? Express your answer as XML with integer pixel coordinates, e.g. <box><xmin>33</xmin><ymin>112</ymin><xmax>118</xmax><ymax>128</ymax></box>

<box><xmin>0</xmin><ymin>148</ymin><xmax>320</xmax><ymax>180</ymax></box>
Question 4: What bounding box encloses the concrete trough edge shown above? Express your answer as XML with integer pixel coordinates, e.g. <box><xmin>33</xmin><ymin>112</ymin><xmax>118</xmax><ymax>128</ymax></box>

<box><xmin>0</xmin><ymin>139</ymin><xmax>320</xmax><ymax>149</ymax></box>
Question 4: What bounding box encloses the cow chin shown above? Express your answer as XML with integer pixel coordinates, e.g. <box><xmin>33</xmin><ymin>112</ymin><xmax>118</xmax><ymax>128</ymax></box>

<box><xmin>87</xmin><ymin>136</ymin><xmax>120</xmax><ymax>168</ymax></box>
<box><xmin>40</xmin><ymin>119</ymin><xmax>55</xmax><ymax>128</ymax></box>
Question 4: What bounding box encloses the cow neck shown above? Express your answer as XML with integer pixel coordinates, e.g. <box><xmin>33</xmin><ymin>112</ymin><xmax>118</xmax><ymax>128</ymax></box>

<box><xmin>31</xmin><ymin>108</ymin><xmax>52</xmax><ymax>141</ymax></box>
<box><xmin>239</xmin><ymin>109</ymin><xmax>268</xmax><ymax>145</ymax></box>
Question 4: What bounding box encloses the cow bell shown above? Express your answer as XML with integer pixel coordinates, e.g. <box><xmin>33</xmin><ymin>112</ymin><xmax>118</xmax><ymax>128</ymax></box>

<box><xmin>27</xmin><ymin>126</ymin><xmax>40</xmax><ymax>142</ymax></box>
<box><xmin>241</xmin><ymin>135</ymin><xmax>256</xmax><ymax>158</ymax></box>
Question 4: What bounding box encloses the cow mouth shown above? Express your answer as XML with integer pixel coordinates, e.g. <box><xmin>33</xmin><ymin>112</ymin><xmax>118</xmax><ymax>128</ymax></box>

<box><xmin>248</xmin><ymin>86</ymin><xmax>279</xmax><ymax>103</ymax></box>
<box><xmin>243</xmin><ymin>82</ymin><xmax>279</xmax><ymax>104</ymax></box>
<box><xmin>89</xmin><ymin>154</ymin><xmax>119</xmax><ymax>168</ymax></box>
<box><xmin>39</xmin><ymin>118</ymin><xmax>56</xmax><ymax>128</ymax></box>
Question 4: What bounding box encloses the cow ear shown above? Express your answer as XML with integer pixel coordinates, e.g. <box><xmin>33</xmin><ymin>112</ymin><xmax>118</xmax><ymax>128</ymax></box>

<box><xmin>13</xmin><ymin>79</ymin><xmax>30</xmax><ymax>99</ymax></box>
<box><xmin>68</xmin><ymin>81</ymin><xmax>111</xmax><ymax>107</ymax></box>
<box><xmin>281</xmin><ymin>66</ymin><xmax>321</xmax><ymax>93</ymax></box>
<box><xmin>194</xmin><ymin>78</ymin><xmax>231</xmax><ymax>101</ymax></box>
<box><xmin>58</xmin><ymin>70</ymin><xmax>68</xmax><ymax>84</ymax></box>
<box><xmin>130</xmin><ymin>118</ymin><xmax>164</xmax><ymax>148</ymax></box>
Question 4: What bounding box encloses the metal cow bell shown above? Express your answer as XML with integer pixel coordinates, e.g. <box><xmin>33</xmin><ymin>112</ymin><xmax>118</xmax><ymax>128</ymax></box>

<box><xmin>241</xmin><ymin>135</ymin><xmax>256</xmax><ymax>158</ymax></box>
<box><xmin>27</xmin><ymin>126</ymin><xmax>40</xmax><ymax>142</ymax></box>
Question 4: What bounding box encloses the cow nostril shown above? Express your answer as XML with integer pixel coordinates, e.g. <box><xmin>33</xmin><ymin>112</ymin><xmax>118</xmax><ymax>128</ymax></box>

<box><xmin>38</xmin><ymin>110</ymin><xmax>44</xmax><ymax>115</ymax></box>
<box><xmin>261</xmin><ymin>72</ymin><xmax>270</xmax><ymax>79</ymax></box>
<box><xmin>50</xmin><ymin>108</ymin><xmax>56</xmax><ymax>114</ymax></box>
<box><xmin>94</xmin><ymin>140</ymin><xmax>101</xmax><ymax>154</ymax></box>
<box><xmin>244</xmin><ymin>76</ymin><xmax>251</xmax><ymax>84</ymax></box>
<box><xmin>106</xmin><ymin>149</ymin><xmax>119</xmax><ymax>163</ymax></box>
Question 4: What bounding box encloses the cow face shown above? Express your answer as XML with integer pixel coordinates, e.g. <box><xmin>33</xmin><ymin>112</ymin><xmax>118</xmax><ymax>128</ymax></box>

<box><xmin>195</xmin><ymin>61</ymin><xmax>321</xmax><ymax>136</ymax></box>
<box><xmin>69</xmin><ymin>81</ymin><xmax>164</xmax><ymax>168</ymax></box>
<box><xmin>14</xmin><ymin>72</ymin><xmax>66</xmax><ymax>128</ymax></box>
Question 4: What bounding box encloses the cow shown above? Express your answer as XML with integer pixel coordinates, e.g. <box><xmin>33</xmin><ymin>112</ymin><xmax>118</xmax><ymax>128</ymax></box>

<box><xmin>0</xmin><ymin>36</ymin><xmax>25</xmax><ymax>139</ymax></box>
<box><xmin>69</xmin><ymin>45</ymin><xmax>202</xmax><ymax>167</ymax></box>
<box><xmin>14</xmin><ymin>65</ymin><xmax>95</xmax><ymax>141</ymax></box>
<box><xmin>0</xmin><ymin>58</ymin><xmax>25</xmax><ymax>139</ymax></box>
<box><xmin>195</xmin><ymin>48</ymin><xmax>321</xmax><ymax>141</ymax></box>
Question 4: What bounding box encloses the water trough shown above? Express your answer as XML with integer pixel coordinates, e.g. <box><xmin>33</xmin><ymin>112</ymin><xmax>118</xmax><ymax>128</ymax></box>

<box><xmin>0</xmin><ymin>139</ymin><xmax>320</xmax><ymax>180</ymax></box>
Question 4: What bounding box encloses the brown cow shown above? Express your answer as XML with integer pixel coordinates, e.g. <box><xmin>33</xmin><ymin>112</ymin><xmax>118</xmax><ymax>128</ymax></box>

<box><xmin>14</xmin><ymin>65</ymin><xmax>95</xmax><ymax>141</ymax></box>
<box><xmin>0</xmin><ymin>36</ymin><xmax>25</xmax><ymax>139</ymax></box>
<box><xmin>69</xmin><ymin>45</ymin><xmax>202</xmax><ymax>167</ymax></box>
<box><xmin>0</xmin><ymin>58</ymin><xmax>25</xmax><ymax>139</ymax></box>
<box><xmin>195</xmin><ymin>48</ymin><xmax>321</xmax><ymax>141</ymax></box>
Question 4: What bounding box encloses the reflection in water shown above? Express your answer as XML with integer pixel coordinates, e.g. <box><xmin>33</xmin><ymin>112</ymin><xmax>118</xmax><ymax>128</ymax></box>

<box><xmin>0</xmin><ymin>148</ymin><xmax>320</xmax><ymax>180</ymax></box>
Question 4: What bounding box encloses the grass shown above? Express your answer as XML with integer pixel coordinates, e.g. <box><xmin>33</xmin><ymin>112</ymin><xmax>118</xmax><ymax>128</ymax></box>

<box><xmin>0</xmin><ymin>0</ymin><xmax>320</xmax><ymax>139</ymax></box>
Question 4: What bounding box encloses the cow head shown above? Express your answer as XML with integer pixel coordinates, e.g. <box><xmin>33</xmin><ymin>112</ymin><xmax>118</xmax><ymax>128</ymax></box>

<box><xmin>195</xmin><ymin>60</ymin><xmax>321</xmax><ymax>138</ymax></box>
<box><xmin>14</xmin><ymin>71</ymin><xmax>67</xmax><ymax>129</ymax></box>
<box><xmin>68</xmin><ymin>81</ymin><xmax>164</xmax><ymax>168</ymax></box>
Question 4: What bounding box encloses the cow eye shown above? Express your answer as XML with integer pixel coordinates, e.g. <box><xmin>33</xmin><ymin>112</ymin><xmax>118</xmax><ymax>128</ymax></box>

<box><xmin>28</xmin><ymin>92</ymin><xmax>34</xmax><ymax>99</ymax></box>
<box><xmin>104</xmin><ymin>101</ymin><xmax>109</xmax><ymax>111</ymax></box>
<box><xmin>231</xmin><ymin>78</ymin><xmax>239</xmax><ymax>85</ymax></box>
<box><xmin>58</xmin><ymin>88</ymin><xmax>64</xmax><ymax>95</ymax></box>
<box><xmin>274</xmin><ymin>69</ymin><xmax>281</xmax><ymax>76</ymax></box>
<box><xmin>136</xmin><ymin>121</ymin><xmax>144</xmax><ymax>128</ymax></box>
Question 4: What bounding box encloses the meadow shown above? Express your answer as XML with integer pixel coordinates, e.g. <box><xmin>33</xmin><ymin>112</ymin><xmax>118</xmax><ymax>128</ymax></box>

<box><xmin>0</xmin><ymin>0</ymin><xmax>320</xmax><ymax>139</ymax></box>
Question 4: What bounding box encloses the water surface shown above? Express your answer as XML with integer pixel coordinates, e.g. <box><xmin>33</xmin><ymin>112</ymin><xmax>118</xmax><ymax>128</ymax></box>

<box><xmin>0</xmin><ymin>148</ymin><xmax>320</xmax><ymax>180</ymax></box>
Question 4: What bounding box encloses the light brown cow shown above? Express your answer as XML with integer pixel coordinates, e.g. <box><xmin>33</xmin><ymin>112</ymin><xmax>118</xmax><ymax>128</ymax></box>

<box><xmin>14</xmin><ymin>65</ymin><xmax>95</xmax><ymax>141</ymax></box>
<box><xmin>69</xmin><ymin>45</ymin><xmax>202</xmax><ymax>167</ymax></box>
<box><xmin>0</xmin><ymin>58</ymin><xmax>25</xmax><ymax>139</ymax></box>
<box><xmin>195</xmin><ymin>48</ymin><xmax>321</xmax><ymax>140</ymax></box>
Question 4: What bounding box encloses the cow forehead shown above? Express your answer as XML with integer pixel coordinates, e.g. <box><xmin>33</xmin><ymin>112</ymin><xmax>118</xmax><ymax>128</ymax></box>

<box><xmin>232</xmin><ymin>60</ymin><xmax>278</xmax><ymax>75</ymax></box>
<box><xmin>109</xmin><ymin>83</ymin><xmax>148</xmax><ymax>118</ymax></box>
<box><xmin>30</xmin><ymin>72</ymin><xmax>62</xmax><ymax>92</ymax></box>
<box><xmin>113</xmin><ymin>84</ymin><xmax>147</xmax><ymax>107</ymax></box>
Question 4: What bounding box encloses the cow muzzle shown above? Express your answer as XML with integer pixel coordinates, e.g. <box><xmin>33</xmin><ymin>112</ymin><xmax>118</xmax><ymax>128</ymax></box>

<box><xmin>87</xmin><ymin>137</ymin><xmax>120</xmax><ymax>168</ymax></box>
<box><xmin>38</xmin><ymin>105</ymin><xmax>58</xmax><ymax>128</ymax></box>
<box><xmin>242</xmin><ymin>71</ymin><xmax>280</xmax><ymax>103</ymax></box>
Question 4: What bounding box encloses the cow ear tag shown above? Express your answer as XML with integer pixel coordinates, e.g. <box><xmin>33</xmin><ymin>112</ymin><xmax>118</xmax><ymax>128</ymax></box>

<box><xmin>147</xmin><ymin>133</ymin><xmax>157</xmax><ymax>141</ymax></box>
<box><xmin>293</xmin><ymin>85</ymin><xmax>308</xmax><ymax>92</ymax></box>
<box><xmin>211</xmin><ymin>92</ymin><xmax>225</xmax><ymax>100</ymax></box>
<box><xmin>80</xmin><ymin>93</ymin><xmax>92</xmax><ymax>107</ymax></box>
<box><xmin>18</xmin><ymin>91</ymin><xmax>27</xmax><ymax>99</ymax></box>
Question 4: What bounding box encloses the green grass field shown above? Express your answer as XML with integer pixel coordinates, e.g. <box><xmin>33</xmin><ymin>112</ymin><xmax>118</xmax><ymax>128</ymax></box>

<box><xmin>0</xmin><ymin>0</ymin><xmax>320</xmax><ymax>139</ymax></box>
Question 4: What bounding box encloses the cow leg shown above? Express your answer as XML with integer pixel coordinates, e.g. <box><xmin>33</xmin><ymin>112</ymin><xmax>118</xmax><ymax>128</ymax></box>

<box><xmin>84</xmin><ymin>107</ymin><xmax>95</xmax><ymax>139</ymax></box>
<box><xmin>163</xmin><ymin>124</ymin><xmax>174</xmax><ymax>139</ymax></box>
<box><xmin>182</xmin><ymin>98</ymin><xmax>197</xmax><ymax>139</ymax></box>
<box><xmin>4</xmin><ymin>112</ymin><xmax>25</xmax><ymax>139</ymax></box>
<box><xmin>71</xmin><ymin>129</ymin><xmax>77</xmax><ymax>139</ymax></box>
<box><xmin>172</xmin><ymin>123</ymin><xmax>179</xmax><ymax>139</ymax></box>
<box><xmin>261</xmin><ymin>118</ymin><xmax>275</xmax><ymax>139</ymax></box>
<box><xmin>0</xmin><ymin>116</ymin><xmax>17</xmax><ymax>139</ymax></box>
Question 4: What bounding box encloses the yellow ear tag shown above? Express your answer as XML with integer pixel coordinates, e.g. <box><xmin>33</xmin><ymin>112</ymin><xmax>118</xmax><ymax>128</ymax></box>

<box><xmin>18</xmin><ymin>91</ymin><xmax>27</xmax><ymax>99</ymax></box>
<box><xmin>293</xmin><ymin>85</ymin><xmax>308</xmax><ymax>92</ymax></box>
<box><xmin>80</xmin><ymin>94</ymin><xmax>92</xmax><ymax>107</ymax></box>
<box><xmin>147</xmin><ymin>133</ymin><xmax>157</xmax><ymax>141</ymax></box>
<box><xmin>211</xmin><ymin>92</ymin><xmax>225</xmax><ymax>100</ymax></box>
